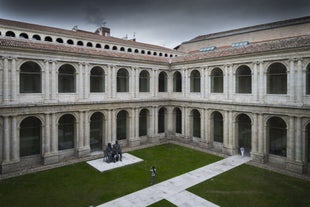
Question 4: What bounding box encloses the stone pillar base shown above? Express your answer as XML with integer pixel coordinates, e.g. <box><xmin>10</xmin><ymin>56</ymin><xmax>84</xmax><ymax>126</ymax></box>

<box><xmin>129</xmin><ymin>138</ymin><xmax>141</xmax><ymax>147</ymax></box>
<box><xmin>251</xmin><ymin>152</ymin><xmax>267</xmax><ymax>163</ymax></box>
<box><xmin>286</xmin><ymin>160</ymin><xmax>305</xmax><ymax>174</ymax></box>
<box><xmin>222</xmin><ymin>146</ymin><xmax>233</xmax><ymax>155</ymax></box>
<box><xmin>43</xmin><ymin>153</ymin><xmax>59</xmax><ymax>165</ymax></box>
<box><xmin>199</xmin><ymin>140</ymin><xmax>211</xmax><ymax>149</ymax></box>
<box><xmin>149</xmin><ymin>136</ymin><xmax>160</xmax><ymax>143</ymax></box>
<box><xmin>1</xmin><ymin>160</ymin><xmax>20</xmax><ymax>174</ymax></box>
<box><xmin>77</xmin><ymin>146</ymin><xmax>90</xmax><ymax>158</ymax></box>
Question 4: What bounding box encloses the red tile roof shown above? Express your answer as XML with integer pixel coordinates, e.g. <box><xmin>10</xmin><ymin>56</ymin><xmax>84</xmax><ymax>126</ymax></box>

<box><xmin>172</xmin><ymin>35</ymin><xmax>310</xmax><ymax>63</ymax></box>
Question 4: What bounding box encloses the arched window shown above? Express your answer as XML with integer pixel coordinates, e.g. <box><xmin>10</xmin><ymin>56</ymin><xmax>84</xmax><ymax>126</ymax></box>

<box><xmin>158</xmin><ymin>72</ymin><xmax>167</xmax><ymax>92</ymax></box>
<box><xmin>306</xmin><ymin>123</ymin><xmax>310</xmax><ymax>162</ymax></box>
<box><xmin>139</xmin><ymin>109</ymin><xmax>148</xmax><ymax>136</ymax></box>
<box><xmin>90</xmin><ymin>112</ymin><xmax>103</xmax><ymax>151</ymax></box>
<box><xmin>20</xmin><ymin>116</ymin><xmax>41</xmax><ymax>157</ymax></box>
<box><xmin>192</xmin><ymin>109</ymin><xmax>201</xmax><ymax>138</ymax></box>
<box><xmin>127</xmin><ymin>48</ymin><xmax>132</xmax><ymax>53</ymax></box>
<box><xmin>120</xmin><ymin>47</ymin><xmax>125</xmax><ymax>52</ymax></box>
<box><xmin>117</xmin><ymin>68</ymin><xmax>129</xmax><ymax>92</ymax></box>
<box><xmin>56</xmin><ymin>38</ymin><xmax>63</xmax><ymax>43</ymax></box>
<box><xmin>44</xmin><ymin>36</ymin><xmax>52</xmax><ymax>42</ymax></box>
<box><xmin>87</xmin><ymin>42</ymin><xmax>93</xmax><ymax>47</ymax></box>
<box><xmin>95</xmin><ymin>43</ymin><xmax>101</xmax><ymax>48</ymax></box>
<box><xmin>77</xmin><ymin>41</ymin><xmax>84</xmax><ymax>46</ymax></box>
<box><xmin>117</xmin><ymin>110</ymin><xmax>128</xmax><ymax>140</ymax></box>
<box><xmin>267</xmin><ymin>63</ymin><xmax>287</xmax><ymax>94</ymax></box>
<box><xmin>190</xmin><ymin>70</ymin><xmax>200</xmax><ymax>92</ymax></box>
<box><xmin>211</xmin><ymin>68</ymin><xmax>223</xmax><ymax>93</ymax></box>
<box><xmin>134</xmin><ymin>49</ymin><xmax>139</xmax><ymax>53</ymax></box>
<box><xmin>19</xmin><ymin>33</ymin><xmax>28</xmax><ymax>39</ymax></box>
<box><xmin>174</xmin><ymin>107</ymin><xmax>182</xmax><ymax>134</ymax></box>
<box><xmin>112</xmin><ymin>46</ymin><xmax>117</xmax><ymax>50</ymax></box>
<box><xmin>158</xmin><ymin>107</ymin><xmax>166</xmax><ymax>133</ymax></box>
<box><xmin>67</xmin><ymin>39</ymin><xmax>74</xmax><ymax>45</ymax></box>
<box><xmin>164</xmin><ymin>54</ymin><xmax>168</xmax><ymax>57</ymax></box>
<box><xmin>236</xmin><ymin>65</ymin><xmax>252</xmax><ymax>93</ymax></box>
<box><xmin>153</xmin><ymin>52</ymin><xmax>157</xmax><ymax>56</ymax></box>
<box><xmin>104</xmin><ymin>45</ymin><xmax>110</xmax><ymax>49</ymax></box>
<box><xmin>147</xmin><ymin>51</ymin><xmax>151</xmax><ymax>55</ymax></box>
<box><xmin>141</xmin><ymin>50</ymin><xmax>145</xmax><ymax>54</ymax></box>
<box><xmin>32</xmin><ymin>35</ymin><xmax>41</xmax><ymax>41</ymax></box>
<box><xmin>139</xmin><ymin>70</ymin><xmax>150</xmax><ymax>92</ymax></box>
<box><xmin>20</xmin><ymin>61</ymin><xmax>42</xmax><ymax>93</ymax></box>
<box><xmin>5</xmin><ymin>31</ymin><xmax>15</xmax><ymax>37</ymax></box>
<box><xmin>268</xmin><ymin>117</ymin><xmax>287</xmax><ymax>157</ymax></box>
<box><xmin>173</xmin><ymin>71</ymin><xmax>182</xmax><ymax>92</ymax></box>
<box><xmin>58</xmin><ymin>114</ymin><xmax>75</xmax><ymax>150</ymax></box>
<box><xmin>213</xmin><ymin>112</ymin><xmax>223</xmax><ymax>143</ymax></box>
<box><xmin>237</xmin><ymin>114</ymin><xmax>252</xmax><ymax>155</ymax></box>
<box><xmin>306</xmin><ymin>64</ymin><xmax>310</xmax><ymax>95</ymax></box>
<box><xmin>159</xmin><ymin>53</ymin><xmax>163</xmax><ymax>57</ymax></box>
<box><xmin>90</xmin><ymin>66</ymin><xmax>105</xmax><ymax>92</ymax></box>
<box><xmin>58</xmin><ymin>64</ymin><xmax>76</xmax><ymax>93</ymax></box>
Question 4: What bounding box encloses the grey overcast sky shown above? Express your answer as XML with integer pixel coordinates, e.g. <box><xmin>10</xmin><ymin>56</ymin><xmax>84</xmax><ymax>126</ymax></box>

<box><xmin>0</xmin><ymin>0</ymin><xmax>309</xmax><ymax>48</ymax></box>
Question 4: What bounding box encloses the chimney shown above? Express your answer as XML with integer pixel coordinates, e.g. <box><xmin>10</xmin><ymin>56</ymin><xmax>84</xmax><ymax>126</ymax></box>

<box><xmin>95</xmin><ymin>27</ymin><xmax>110</xmax><ymax>36</ymax></box>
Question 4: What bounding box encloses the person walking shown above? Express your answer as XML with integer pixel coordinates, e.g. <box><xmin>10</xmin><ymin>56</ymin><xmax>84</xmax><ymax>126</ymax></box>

<box><xmin>150</xmin><ymin>166</ymin><xmax>156</xmax><ymax>185</ymax></box>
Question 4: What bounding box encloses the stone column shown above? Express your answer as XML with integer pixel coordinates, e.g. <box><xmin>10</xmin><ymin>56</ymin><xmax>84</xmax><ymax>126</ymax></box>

<box><xmin>3</xmin><ymin>58</ymin><xmax>9</xmax><ymax>103</ymax></box>
<box><xmin>184</xmin><ymin>69</ymin><xmax>188</xmax><ymax>98</ymax></box>
<box><xmin>251</xmin><ymin>113</ymin><xmax>258</xmax><ymax>154</ymax></box>
<box><xmin>11</xmin><ymin>116</ymin><xmax>18</xmax><ymax>161</ymax></box>
<box><xmin>154</xmin><ymin>69</ymin><xmax>158</xmax><ymax>97</ymax></box>
<box><xmin>78</xmin><ymin>63</ymin><xmax>84</xmax><ymax>100</ymax></box>
<box><xmin>229</xmin><ymin>65</ymin><xmax>234</xmax><ymax>100</ymax></box>
<box><xmin>84</xmin><ymin>63</ymin><xmax>89</xmax><ymax>99</ymax></box>
<box><xmin>204</xmin><ymin>109</ymin><xmax>211</xmax><ymax>146</ymax></box>
<box><xmin>254</xmin><ymin>113</ymin><xmax>266</xmax><ymax>163</ymax></box>
<box><xmin>3</xmin><ymin>116</ymin><xmax>10</xmax><ymax>162</ymax></box>
<box><xmin>223</xmin><ymin>111</ymin><xmax>229</xmax><ymax>148</ymax></box>
<box><xmin>149</xmin><ymin>107</ymin><xmax>155</xmax><ymax>137</ymax></box>
<box><xmin>201</xmin><ymin>68</ymin><xmax>205</xmax><ymax>98</ymax></box>
<box><xmin>105</xmin><ymin>110</ymin><xmax>112</xmax><ymax>144</ymax></box>
<box><xmin>289</xmin><ymin>58</ymin><xmax>295</xmax><ymax>103</ymax></box>
<box><xmin>182</xmin><ymin>69</ymin><xmax>186</xmax><ymax>97</ymax></box>
<box><xmin>150</xmin><ymin>69</ymin><xmax>154</xmax><ymax>97</ymax></box>
<box><xmin>258</xmin><ymin>62</ymin><xmax>264</xmax><ymax>102</ymax></box>
<box><xmin>184</xmin><ymin>107</ymin><xmax>190</xmax><ymax>140</ymax></box>
<box><xmin>11</xmin><ymin>58</ymin><xmax>17</xmax><ymax>102</ymax></box>
<box><xmin>77</xmin><ymin>111</ymin><xmax>89</xmax><ymax>157</ymax></box>
<box><xmin>205</xmin><ymin>67</ymin><xmax>210</xmax><ymax>99</ymax></box>
<box><xmin>111</xmin><ymin>109</ymin><xmax>116</xmax><ymax>142</ymax></box>
<box><xmin>51</xmin><ymin>61</ymin><xmax>56</xmax><ymax>100</ymax></box>
<box><xmin>253</xmin><ymin>62</ymin><xmax>258</xmax><ymax>101</ymax></box>
<box><xmin>44</xmin><ymin>113</ymin><xmax>51</xmax><ymax>155</ymax></box>
<box><xmin>84</xmin><ymin>111</ymin><xmax>90</xmax><ymax>148</ymax></box>
<box><xmin>224</xmin><ymin>65</ymin><xmax>229</xmax><ymax>100</ymax></box>
<box><xmin>129</xmin><ymin>108</ymin><xmax>140</xmax><ymax>147</ymax></box>
<box><xmin>154</xmin><ymin>106</ymin><xmax>158</xmax><ymax>135</ymax></box>
<box><xmin>51</xmin><ymin>113</ymin><xmax>57</xmax><ymax>153</ymax></box>
<box><xmin>287</xmin><ymin>116</ymin><xmax>295</xmax><ymax>161</ymax></box>
<box><xmin>112</xmin><ymin>66</ymin><xmax>116</xmax><ymax>98</ymax></box>
<box><xmin>44</xmin><ymin>60</ymin><xmax>50</xmax><ymax>101</ymax></box>
<box><xmin>296</xmin><ymin>59</ymin><xmax>303</xmax><ymax>104</ymax></box>
<box><xmin>107</xmin><ymin>65</ymin><xmax>112</xmax><ymax>98</ymax></box>
<box><xmin>166</xmin><ymin>107</ymin><xmax>174</xmax><ymax>138</ymax></box>
<box><xmin>45</xmin><ymin>113</ymin><xmax>59</xmax><ymax>164</ymax></box>
<box><xmin>295</xmin><ymin>117</ymin><xmax>302</xmax><ymax>162</ymax></box>
<box><xmin>200</xmin><ymin>109</ymin><xmax>206</xmax><ymax>146</ymax></box>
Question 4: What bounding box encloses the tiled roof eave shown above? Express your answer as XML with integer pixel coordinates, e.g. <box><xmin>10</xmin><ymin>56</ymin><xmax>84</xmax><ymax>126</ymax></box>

<box><xmin>0</xmin><ymin>37</ymin><xmax>170</xmax><ymax>64</ymax></box>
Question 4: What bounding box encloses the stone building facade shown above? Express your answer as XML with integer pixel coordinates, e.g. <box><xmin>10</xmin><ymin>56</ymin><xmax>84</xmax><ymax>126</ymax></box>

<box><xmin>0</xmin><ymin>16</ymin><xmax>310</xmax><ymax>174</ymax></box>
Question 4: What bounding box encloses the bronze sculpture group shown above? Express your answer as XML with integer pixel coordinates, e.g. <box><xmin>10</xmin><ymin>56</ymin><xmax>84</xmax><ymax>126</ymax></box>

<box><xmin>103</xmin><ymin>141</ymin><xmax>122</xmax><ymax>163</ymax></box>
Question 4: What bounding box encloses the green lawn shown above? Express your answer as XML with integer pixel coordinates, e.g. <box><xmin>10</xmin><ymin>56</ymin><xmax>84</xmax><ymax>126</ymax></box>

<box><xmin>188</xmin><ymin>164</ymin><xmax>310</xmax><ymax>207</ymax></box>
<box><xmin>0</xmin><ymin>144</ymin><xmax>221</xmax><ymax>207</ymax></box>
<box><xmin>147</xmin><ymin>199</ymin><xmax>177</xmax><ymax>207</ymax></box>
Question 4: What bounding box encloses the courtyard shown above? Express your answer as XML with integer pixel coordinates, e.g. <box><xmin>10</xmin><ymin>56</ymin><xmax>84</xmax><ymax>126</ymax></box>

<box><xmin>0</xmin><ymin>144</ymin><xmax>309</xmax><ymax>207</ymax></box>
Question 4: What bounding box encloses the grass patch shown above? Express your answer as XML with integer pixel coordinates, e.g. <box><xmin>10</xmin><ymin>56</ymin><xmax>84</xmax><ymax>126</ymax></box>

<box><xmin>147</xmin><ymin>199</ymin><xmax>177</xmax><ymax>207</ymax></box>
<box><xmin>0</xmin><ymin>144</ymin><xmax>221</xmax><ymax>207</ymax></box>
<box><xmin>188</xmin><ymin>164</ymin><xmax>310</xmax><ymax>207</ymax></box>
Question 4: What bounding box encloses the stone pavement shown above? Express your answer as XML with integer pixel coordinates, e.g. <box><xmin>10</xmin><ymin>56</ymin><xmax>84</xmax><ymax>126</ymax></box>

<box><xmin>96</xmin><ymin>155</ymin><xmax>252</xmax><ymax>207</ymax></box>
<box><xmin>87</xmin><ymin>153</ymin><xmax>143</xmax><ymax>172</ymax></box>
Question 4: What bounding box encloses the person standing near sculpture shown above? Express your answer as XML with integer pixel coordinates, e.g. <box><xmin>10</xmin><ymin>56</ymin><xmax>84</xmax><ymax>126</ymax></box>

<box><xmin>150</xmin><ymin>166</ymin><xmax>156</xmax><ymax>185</ymax></box>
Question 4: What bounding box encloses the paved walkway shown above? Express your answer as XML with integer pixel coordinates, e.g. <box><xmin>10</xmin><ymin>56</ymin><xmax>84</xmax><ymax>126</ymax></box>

<box><xmin>96</xmin><ymin>155</ymin><xmax>252</xmax><ymax>207</ymax></box>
